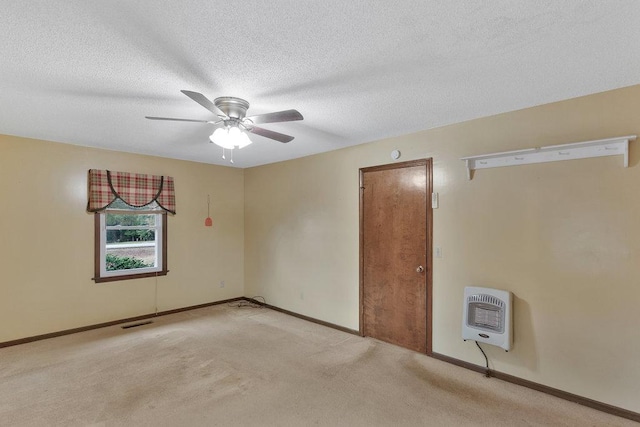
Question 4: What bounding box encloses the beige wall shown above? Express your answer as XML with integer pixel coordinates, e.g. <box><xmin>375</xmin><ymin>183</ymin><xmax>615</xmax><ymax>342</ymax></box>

<box><xmin>0</xmin><ymin>136</ymin><xmax>245</xmax><ymax>342</ymax></box>
<box><xmin>244</xmin><ymin>85</ymin><xmax>640</xmax><ymax>412</ymax></box>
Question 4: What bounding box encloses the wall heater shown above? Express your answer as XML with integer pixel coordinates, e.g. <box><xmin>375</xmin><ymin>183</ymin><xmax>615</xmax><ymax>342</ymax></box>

<box><xmin>462</xmin><ymin>286</ymin><xmax>513</xmax><ymax>351</ymax></box>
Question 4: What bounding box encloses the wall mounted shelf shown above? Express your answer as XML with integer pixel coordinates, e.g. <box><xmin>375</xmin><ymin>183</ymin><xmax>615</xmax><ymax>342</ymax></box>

<box><xmin>461</xmin><ymin>135</ymin><xmax>636</xmax><ymax>180</ymax></box>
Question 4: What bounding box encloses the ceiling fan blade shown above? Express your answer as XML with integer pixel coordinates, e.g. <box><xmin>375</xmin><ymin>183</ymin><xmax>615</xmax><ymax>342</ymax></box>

<box><xmin>247</xmin><ymin>126</ymin><xmax>295</xmax><ymax>143</ymax></box>
<box><xmin>145</xmin><ymin>116</ymin><xmax>211</xmax><ymax>123</ymax></box>
<box><xmin>181</xmin><ymin>90</ymin><xmax>227</xmax><ymax>117</ymax></box>
<box><xmin>246</xmin><ymin>109</ymin><xmax>303</xmax><ymax>124</ymax></box>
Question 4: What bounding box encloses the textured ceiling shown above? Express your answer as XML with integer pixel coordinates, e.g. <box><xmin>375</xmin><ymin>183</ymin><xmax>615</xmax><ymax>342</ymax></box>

<box><xmin>1</xmin><ymin>1</ymin><xmax>639</xmax><ymax>168</ymax></box>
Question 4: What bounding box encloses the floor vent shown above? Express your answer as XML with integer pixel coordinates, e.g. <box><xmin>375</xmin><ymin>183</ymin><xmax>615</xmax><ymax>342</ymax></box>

<box><xmin>121</xmin><ymin>320</ymin><xmax>153</xmax><ymax>329</ymax></box>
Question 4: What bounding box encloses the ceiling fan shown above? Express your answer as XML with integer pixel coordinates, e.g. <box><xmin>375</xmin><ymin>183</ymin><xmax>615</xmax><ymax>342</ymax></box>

<box><xmin>146</xmin><ymin>90</ymin><xmax>303</xmax><ymax>162</ymax></box>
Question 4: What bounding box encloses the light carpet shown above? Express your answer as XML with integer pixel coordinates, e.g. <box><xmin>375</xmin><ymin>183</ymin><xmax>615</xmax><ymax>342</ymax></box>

<box><xmin>0</xmin><ymin>304</ymin><xmax>633</xmax><ymax>426</ymax></box>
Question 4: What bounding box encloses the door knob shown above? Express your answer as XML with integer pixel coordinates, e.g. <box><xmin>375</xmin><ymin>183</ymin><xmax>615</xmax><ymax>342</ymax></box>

<box><xmin>416</xmin><ymin>265</ymin><xmax>424</xmax><ymax>273</ymax></box>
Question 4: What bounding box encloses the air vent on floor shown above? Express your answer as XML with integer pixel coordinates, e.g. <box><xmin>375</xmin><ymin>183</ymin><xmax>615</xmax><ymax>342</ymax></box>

<box><xmin>121</xmin><ymin>320</ymin><xmax>153</xmax><ymax>329</ymax></box>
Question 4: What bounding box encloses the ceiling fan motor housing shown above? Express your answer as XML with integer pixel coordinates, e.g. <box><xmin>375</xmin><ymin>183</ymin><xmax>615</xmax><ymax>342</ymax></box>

<box><xmin>214</xmin><ymin>97</ymin><xmax>250</xmax><ymax>120</ymax></box>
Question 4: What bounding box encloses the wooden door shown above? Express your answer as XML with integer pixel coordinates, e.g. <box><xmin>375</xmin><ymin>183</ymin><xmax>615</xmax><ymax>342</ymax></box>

<box><xmin>360</xmin><ymin>159</ymin><xmax>432</xmax><ymax>353</ymax></box>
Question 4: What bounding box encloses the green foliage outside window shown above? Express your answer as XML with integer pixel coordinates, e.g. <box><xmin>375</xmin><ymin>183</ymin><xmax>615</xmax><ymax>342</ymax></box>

<box><xmin>105</xmin><ymin>254</ymin><xmax>151</xmax><ymax>271</ymax></box>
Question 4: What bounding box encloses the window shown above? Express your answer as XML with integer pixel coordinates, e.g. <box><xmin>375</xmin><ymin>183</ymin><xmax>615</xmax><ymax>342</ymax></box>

<box><xmin>94</xmin><ymin>200</ymin><xmax>168</xmax><ymax>283</ymax></box>
<box><xmin>87</xmin><ymin>169</ymin><xmax>175</xmax><ymax>283</ymax></box>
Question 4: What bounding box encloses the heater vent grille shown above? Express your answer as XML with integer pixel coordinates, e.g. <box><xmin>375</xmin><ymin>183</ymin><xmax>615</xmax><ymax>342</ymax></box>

<box><xmin>467</xmin><ymin>300</ymin><xmax>504</xmax><ymax>333</ymax></box>
<box><xmin>467</xmin><ymin>293</ymin><xmax>505</xmax><ymax>308</ymax></box>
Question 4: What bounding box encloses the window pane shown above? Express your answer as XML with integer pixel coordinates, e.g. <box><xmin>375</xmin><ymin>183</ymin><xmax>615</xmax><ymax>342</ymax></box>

<box><xmin>105</xmin><ymin>250</ymin><xmax>155</xmax><ymax>270</ymax></box>
<box><xmin>106</xmin><ymin>228</ymin><xmax>156</xmax><ymax>244</ymax></box>
<box><xmin>105</xmin><ymin>238</ymin><xmax>157</xmax><ymax>270</ymax></box>
<box><xmin>105</xmin><ymin>212</ymin><xmax>158</xmax><ymax>272</ymax></box>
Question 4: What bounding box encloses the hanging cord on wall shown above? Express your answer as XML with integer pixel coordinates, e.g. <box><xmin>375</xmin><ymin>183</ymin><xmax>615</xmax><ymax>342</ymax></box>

<box><xmin>475</xmin><ymin>341</ymin><xmax>491</xmax><ymax>377</ymax></box>
<box><xmin>228</xmin><ymin>296</ymin><xmax>266</xmax><ymax>308</ymax></box>
<box><xmin>154</xmin><ymin>273</ymin><xmax>159</xmax><ymax>316</ymax></box>
<box><xmin>205</xmin><ymin>195</ymin><xmax>213</xmax><ymax>227</ymax></box>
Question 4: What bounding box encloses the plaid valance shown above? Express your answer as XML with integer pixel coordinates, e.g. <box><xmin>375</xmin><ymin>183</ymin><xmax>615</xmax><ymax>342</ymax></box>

<box><xmin>87</xmin><ymin>169</ymin><xmax>176</xmax><ymax>214</ymax></box>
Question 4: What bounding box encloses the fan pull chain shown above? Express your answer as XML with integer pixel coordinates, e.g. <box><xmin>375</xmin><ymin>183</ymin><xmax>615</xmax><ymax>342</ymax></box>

<box><xmin>222</xmin><ymin>147</ymin><xmax>226</xmax><ymax>160</ymax></box>
<box><xmin>230</xmin><ymin>149</ymin><xmax>234</xmax><ymax>164</ymax></box>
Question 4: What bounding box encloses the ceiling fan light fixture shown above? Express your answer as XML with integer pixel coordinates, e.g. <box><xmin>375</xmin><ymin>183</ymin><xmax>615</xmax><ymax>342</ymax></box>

<box><xmin>210</xmin><ymin>127</ymin><xmax>233</xmax><ymax>149</ymax></box>
<box><xmin>236</xmin><ymin>131</ymin><xmax>252</xmax><ymax>149</ymax></box>
<box><xmin>210</xmin><ymin>125</ymin><xmax>253</xmax><ymax>150</ymax></box>
<box><xmin>210</xmin><ymin>127</ymin><xmax>232</xmax><ymax>149</ymax></box>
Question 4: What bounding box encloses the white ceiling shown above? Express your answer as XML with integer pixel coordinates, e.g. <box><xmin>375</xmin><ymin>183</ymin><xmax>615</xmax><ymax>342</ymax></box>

<box><xmin>2</xmin><ymin>1</ymin><xmax>639</xmax><ymax>168</ymax></box>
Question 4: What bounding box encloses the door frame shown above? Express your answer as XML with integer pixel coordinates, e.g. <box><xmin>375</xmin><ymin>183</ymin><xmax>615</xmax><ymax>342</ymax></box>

<box><xmin>359</xmin><ymin>158</ymin><xmax>433</xmax><ymax>355</ymax></box>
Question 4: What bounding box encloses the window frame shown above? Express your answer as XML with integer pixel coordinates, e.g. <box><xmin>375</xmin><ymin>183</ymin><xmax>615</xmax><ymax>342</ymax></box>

<box><xmin>93</xmin><ymin>211</ymin><xmax>168</xmax><ymax>283</ymax></box>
